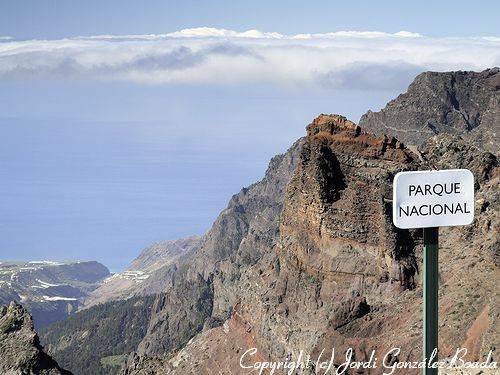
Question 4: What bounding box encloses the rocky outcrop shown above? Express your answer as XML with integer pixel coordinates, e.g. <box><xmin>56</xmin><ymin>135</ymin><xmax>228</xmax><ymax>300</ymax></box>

<box><xmin>359</xmin><ymin>68</ymin><xmax>500</xmax><ymax>154</ymax></box>
<box><xmin>280</xmin><ymin>114</ymin><xmax>421</xmax><ymax>291</ymax></box>
<box><xmin>232</xmin><ymin>115</ymin><xmax>427</xmax><ymax>367</ymax></box>
<box><xmin>0</xmin><ymin>301</ymin><xmax>70</xmax><ymax>374</ymax></box>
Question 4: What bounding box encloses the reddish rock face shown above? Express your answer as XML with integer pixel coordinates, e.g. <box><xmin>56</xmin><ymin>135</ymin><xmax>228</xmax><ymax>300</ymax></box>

<box><xmin>306</xmin><ymin>114</ymin><xmax>409</xmax><ymax>161</ymax></box>
<box><xmin>229</xmin><ymin>117</ymin><xmax>495</xmax><ymax>375</ymax></box>
<box><xmin>306</xmin><ymin>114</ymin><xmax>361</xmax><ymax>137</ymax></box>
<box><xmin>223</xmin><ymin>115</ymin><xmax>426</xmax><ymax>371</ymax></box>
<box><xmin>281</xmin><ymin>114</ymin><xmax>421</xmax><ymax>292</ymax></box>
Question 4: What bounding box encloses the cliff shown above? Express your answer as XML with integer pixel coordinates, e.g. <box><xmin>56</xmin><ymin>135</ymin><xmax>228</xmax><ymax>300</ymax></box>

<box><xmin>122</xmin><ymin>112</ymin><xmax>497</xmax><ymax>374</ymax></box>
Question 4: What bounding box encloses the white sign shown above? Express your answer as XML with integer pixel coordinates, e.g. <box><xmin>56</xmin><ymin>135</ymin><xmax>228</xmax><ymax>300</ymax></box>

<box><xmin>393</xmin><ymin>169</ymin><xmax>474</xmax><ymax>229</ymax></box>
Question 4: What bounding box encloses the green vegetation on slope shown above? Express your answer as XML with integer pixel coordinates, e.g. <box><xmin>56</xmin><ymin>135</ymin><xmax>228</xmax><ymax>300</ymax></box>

<box><xmin>40</xmin><ymin>296</ymin><xmax>154</xmax><ymax>375</ymax></box>
<box><xmin>100</xmin><ymin>354</ymin><xmax>128</xmax><ymax>372</ymax></box>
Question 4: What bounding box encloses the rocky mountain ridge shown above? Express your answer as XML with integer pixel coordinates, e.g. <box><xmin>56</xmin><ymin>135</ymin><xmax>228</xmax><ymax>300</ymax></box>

<box><xmin>359</xmin><ymin>68</ymin><xmax>500</xmax><ymax>154</ymax></box>
<box><xmin>0</xmin><ymin>301</ymin><xmax>71</xmax><ymax>374</ymax></box>
<box><xmin>122</xmin><ymin>70</ymin><xmax>498</xmax><ymax>374</ymax></box>
<box><xmin>131</xmin><ymin>117</ymin><xmax>497</xmax><ymax>375</ymax></box>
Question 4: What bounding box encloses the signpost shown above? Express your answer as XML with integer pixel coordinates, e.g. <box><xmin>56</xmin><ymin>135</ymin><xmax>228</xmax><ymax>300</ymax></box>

<box><xmin>393</xmin><ymin>169</ymin><xmax>474</xmax><ymax>375</ymax></box>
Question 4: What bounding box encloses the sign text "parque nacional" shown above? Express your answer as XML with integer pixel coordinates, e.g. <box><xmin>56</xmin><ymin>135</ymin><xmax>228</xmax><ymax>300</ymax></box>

<box><xmin>393</xmin><ymin>169</ymin><xmax>474</xmax><ymax>229</ymax></box>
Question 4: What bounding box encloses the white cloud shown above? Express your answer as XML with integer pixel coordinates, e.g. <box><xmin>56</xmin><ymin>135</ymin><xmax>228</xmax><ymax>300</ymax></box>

<box><xmin>165</xmin><ymin>27</ymin><xmax>284</xmax><ymax>39</ymax></box>
<box><xmin>0</xmin><ymin>28</ymin><xmax>498</xmax><ymax>89</ymax></box>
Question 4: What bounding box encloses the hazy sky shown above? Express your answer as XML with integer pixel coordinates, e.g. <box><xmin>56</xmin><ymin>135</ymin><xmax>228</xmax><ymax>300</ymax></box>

<box><xmin>1</xmin><ymin>2</ymin><xmax>499</xmax><ymax>271</ymax></box>
<box><xmin>2</xmin><ymin>1</ymin><xmax>499</xmax><ymax>39</ymax></box>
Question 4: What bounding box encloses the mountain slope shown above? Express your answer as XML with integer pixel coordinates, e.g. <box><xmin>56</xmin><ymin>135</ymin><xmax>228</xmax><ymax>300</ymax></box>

<box><xmin>40</xmin><ymin>296</ymin><xmax>154</xmax><ymax>375</ymax></box>
<box><xmin>84</xmin><ymin>236</ymin><xmax>200</xmax><ymax>307</ymax></box>
<box><xmin>123</xmin><ymin>115</ymin><xmax>498</xmax><ymax>375</ymax></box>
<box><xmin>0</xmin><ymin>301</ymin><xmax>71</xmax><ymax>375</ymax></box>
<box><xmin>133</xmin><ymin>138</ymin><xmax>304</xmax><ymax>357</ymax></box>
<box><xmin>359</xmin><ymin>68</ymin><xmax>500</xmax><ymax>154</ymax></box>
<box><xmin>242</xmin><ymin>116</ymin><xmax>497</xmax><ymax>370</ymax></box>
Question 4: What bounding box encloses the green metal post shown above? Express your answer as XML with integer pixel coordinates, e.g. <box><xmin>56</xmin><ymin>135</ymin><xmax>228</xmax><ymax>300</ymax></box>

<box><xmin>423</xmin><ymin>227</ymin><xmax>439</xmax><ymax>375</ymax></box>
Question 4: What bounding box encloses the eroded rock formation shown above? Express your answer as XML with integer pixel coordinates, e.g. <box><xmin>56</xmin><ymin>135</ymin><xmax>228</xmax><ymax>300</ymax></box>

<box><xmin>0</xmin><ymin>301</ymin><xmax>71</xmax><ymax>375</ymax></box>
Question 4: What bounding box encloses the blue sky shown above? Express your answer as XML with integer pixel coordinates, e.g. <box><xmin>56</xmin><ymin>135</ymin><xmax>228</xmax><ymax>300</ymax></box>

<box><xmin>0</xmin><ymin>2</ymin><xmax>499</xmax><ymax>271</ymax></box>
<box><xmin>2</xmin><ymin>1</ymin><xmax>500</xmax><ymax>39</ymax></box>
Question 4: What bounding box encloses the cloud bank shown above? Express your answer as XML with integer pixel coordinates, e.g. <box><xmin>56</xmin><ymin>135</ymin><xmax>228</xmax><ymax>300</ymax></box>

<box><xmin>0</xmin><ymin>28</ymin><xmax>499</xmax><ymax>89</ymax></box>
